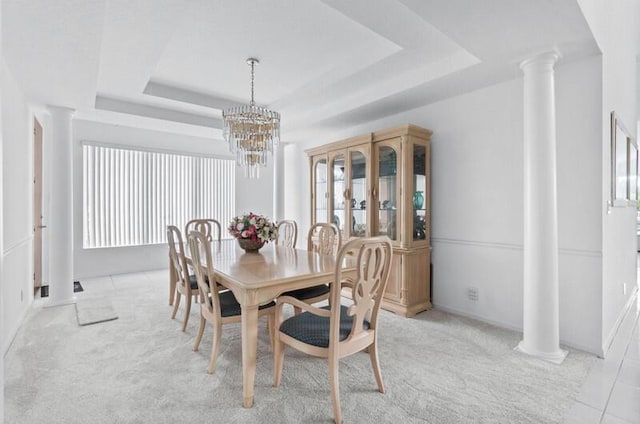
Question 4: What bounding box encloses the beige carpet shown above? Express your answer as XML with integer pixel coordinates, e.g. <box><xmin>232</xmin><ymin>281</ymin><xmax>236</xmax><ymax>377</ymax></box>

<box><xmin>5</xmin><ymin>270</ymin><xmax>596</xmax><ymax>423</ymax></box>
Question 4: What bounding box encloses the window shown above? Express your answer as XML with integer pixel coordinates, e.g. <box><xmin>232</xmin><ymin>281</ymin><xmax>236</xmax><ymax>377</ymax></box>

<box><xmin>82</xmin><ymin>143</ymin><xmax>235</xmax><ymax>248</ymax></box>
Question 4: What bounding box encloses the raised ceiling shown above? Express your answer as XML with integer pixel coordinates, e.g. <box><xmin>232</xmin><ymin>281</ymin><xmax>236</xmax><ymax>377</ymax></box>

<box><xmin>2</xmin><ymin>0</ymin><xmax>598</xmax><ymax>141</ymax></box>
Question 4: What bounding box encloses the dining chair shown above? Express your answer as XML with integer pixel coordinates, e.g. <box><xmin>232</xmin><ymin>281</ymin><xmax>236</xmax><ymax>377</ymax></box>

<box><xmin>185</xmin><ymin>218</ymin><xmax>222</xmax><ymax>243</ymax></box>
<box><xmin>188</xmin><ymin>230</ymin><xmax>276</xmax><ymax>373</ymax></box>
<box><xmin>275</xmin><ymin>220</ymin><xmax>298</xmax><ymax>248</ymax></box>
<box><xmin>167</xmin><ymin>225</ymin><xmax>199</xmax><ymax>331</ymax></box>
<box><xmin>280</xmin><ymin>222</ymin><xmax>341</xmax><ymax>314</ymax></box>
<box><xmin>273</xmin><ymin>236</ymin><xmax>393</xmax><ymax>424</ymax></box>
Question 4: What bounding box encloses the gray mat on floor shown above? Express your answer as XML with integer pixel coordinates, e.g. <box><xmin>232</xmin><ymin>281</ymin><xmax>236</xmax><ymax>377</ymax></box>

<box><xmin>75</xmin><ymin>297</ymin><xmax>118</xmax><ymax>326</ymax></box>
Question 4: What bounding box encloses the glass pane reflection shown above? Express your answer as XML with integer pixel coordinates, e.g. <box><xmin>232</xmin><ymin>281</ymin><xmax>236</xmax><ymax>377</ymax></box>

<box><xmin>378</xmin><ymin>146</ymin><xmax>397</xmax><ymax>240</ymax></box>
<box><xmin>413</xmin><ymin>144</ymin><xmax>427</xmax><ymax>241</ymax></box>
<box><xmin>315</xmin><ymin>159</ymin><xmax>327</xmax><ymax>223</ymax></box>
<box><xmin>350</xmin><ymin>151</ymin><xmax>366</xmax><ymax>237</ymax></box>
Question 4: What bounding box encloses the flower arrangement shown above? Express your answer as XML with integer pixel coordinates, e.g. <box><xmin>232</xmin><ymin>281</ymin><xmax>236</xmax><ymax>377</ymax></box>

<box><xmin>228</xmin><ymin>212</ymin><xmax>277</xmax><ymax>243</ymax></box>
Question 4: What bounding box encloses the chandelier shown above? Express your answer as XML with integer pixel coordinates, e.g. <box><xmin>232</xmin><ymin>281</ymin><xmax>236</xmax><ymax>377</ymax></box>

<box><xmin>222</xmin><ymin>58</ymin><xmax>280</xmax><ymax>179</ymax></box>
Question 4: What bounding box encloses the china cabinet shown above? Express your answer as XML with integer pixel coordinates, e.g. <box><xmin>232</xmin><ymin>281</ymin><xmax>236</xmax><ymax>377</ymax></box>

<box><xmin>306</xmin><ymin>124</ymin><xmax>431</xmax><ymax>317</ymax></box>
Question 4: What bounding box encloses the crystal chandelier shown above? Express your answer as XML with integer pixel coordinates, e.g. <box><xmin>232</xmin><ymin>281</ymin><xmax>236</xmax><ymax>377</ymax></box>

<box><xmin>222</xmin><ymin>58</ymin><xmax>280</xmax><ymax>179</ymax></box>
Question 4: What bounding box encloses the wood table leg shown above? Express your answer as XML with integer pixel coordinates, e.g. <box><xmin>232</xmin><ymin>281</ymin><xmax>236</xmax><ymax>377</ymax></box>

<box><xmin>241</xmin><ymin>303</ymin><xmax>259</xmax><ymax>408</ymax></box>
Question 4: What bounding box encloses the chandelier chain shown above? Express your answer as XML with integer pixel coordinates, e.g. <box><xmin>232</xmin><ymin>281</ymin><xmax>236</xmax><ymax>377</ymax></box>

<box><xmin>249</xmin><ymin>59</ymin><xmax>256</xmax><ymax>106</ymax></box>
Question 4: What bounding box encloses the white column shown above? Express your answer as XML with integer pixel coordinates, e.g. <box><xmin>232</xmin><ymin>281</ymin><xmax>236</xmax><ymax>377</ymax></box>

<box><xmin>273</xmin><ymin>142</ymin><xmax>286</xmax><ymax>220</ymax></box>
<box><xmin>0</xmin><ymin>2</ymin><xmax>5</xmax><ymax>420</ymax></box>
<box><xmin>46</xmin><ymin>106</ymin><xmax>76</xmax><ymax>306</ymax></box>
<box><xmin>515</xmin><ymin>52</ymin><xmax>567</xmax><ymax>364</ymax></box>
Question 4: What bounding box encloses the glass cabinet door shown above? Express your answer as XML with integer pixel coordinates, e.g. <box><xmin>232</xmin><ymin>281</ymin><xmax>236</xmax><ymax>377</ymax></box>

<box><xmin>313</xmin><ymin>158</ymin><xmax>327</xmax><ymax>223</ymax></box>
<box><xmin>331</xmin><ymin>154</ymin><xmax>346</xmax><ymax>233</ymax></box>
<box><xmin>412</xmin><ymin>143</ymin><xmax>428</xmax><ymax>242</ymax></box>
<box><xmin>349</xmin><ymin>150</ymin><xmax>367</xmax><ymax>238</ymax></box>
<box><xmin>377</xmin><ymin>145</ymin><xmax>398</xmax><ymax>241</ymax></box>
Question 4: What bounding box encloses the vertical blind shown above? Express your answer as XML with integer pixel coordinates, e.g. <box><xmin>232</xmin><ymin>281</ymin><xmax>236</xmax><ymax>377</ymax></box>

<box><xmin>83</xmin><ymin>143</ymin><xmax>235</xmax><ymax>248</ymax></box>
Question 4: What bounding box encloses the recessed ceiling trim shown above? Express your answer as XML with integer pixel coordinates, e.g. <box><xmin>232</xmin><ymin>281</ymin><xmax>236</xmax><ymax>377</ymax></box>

<box><xmin>95</xmin><ymin>95</ymin><xmax>222</xmax><ymax>129</ymax></box>
<box><xmin>143</xmin><ymin>81</ymin><xmax>242</xmax><ymax>111</ymax></box>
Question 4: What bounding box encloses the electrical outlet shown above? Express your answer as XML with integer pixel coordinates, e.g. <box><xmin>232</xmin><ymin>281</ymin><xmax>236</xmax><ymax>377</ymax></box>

<box><xmin>467</xmin><ymin>286</ymin><xmax>478</xmax><ymax>301</ymax></box>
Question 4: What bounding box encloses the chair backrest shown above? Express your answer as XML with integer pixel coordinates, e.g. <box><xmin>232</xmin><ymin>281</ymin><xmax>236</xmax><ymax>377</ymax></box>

<box><xmin>167</xmin><ymin>225</ymin><xmax>190</xmax><ymax>291</ymax></box>
<box><xmin>275</xmin><ymin>220</ymin><xmax>298</xmax><ymax>248</ymax></box>
<box><xmin>307</xmin><ymin>222</ymin><xmax>341</xmax><ymax>256</ymax></box>
<box><xmin>188</xmin><ymin>230</ymin><xmax>222</xmax><ymax>318</ymax></box>
<box><xmin>329</xmin><ymin>237</ymin><xmax>392</xmax><ymax>346</ymax></box>
<box><xmin>185</xmin><ymin>219</ymin><xmax>222</xmax><ymax>242</ymax></box>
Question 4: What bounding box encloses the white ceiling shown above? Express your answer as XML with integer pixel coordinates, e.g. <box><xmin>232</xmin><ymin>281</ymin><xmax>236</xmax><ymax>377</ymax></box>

<box><xmin>2</xmin><ymin>0</ymin><xmax>598</xmax><ymax>141</ymax></box>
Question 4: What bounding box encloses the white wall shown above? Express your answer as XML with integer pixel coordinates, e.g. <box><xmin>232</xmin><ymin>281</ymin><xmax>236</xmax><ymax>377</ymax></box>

<box><xmin>286</xmin><ymin>55</ymin><xmax>604</xmax><ymax>354</ymax></box>
<box><xmin>1</xmin><ymin>58</ymin><xmax>33</xmax><ymax>355</ymax></box>
<box><xmin>72</xmin><ymin>119</ymin><xmax>275</xmax><ymax>278</ymax></box>
<box><xmin>579</xmin><ymin>0</ymin><xmax>640</xmax><ymax>353</ymax></box>
<box><xmin>555</xmin><ymin>56</ymin><xmax>604</xmax><ymax>352</ymax></box>
<box><xmin>283</xmin><ymin>143</ymin><xmax>309</xmax><ymax>247</ymax></box>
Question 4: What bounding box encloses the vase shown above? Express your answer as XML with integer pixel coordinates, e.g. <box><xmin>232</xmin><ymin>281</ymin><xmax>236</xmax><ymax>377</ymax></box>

<box><xmin>413</xmin><ymin>191</ymin><xmax>424</xmax><ymax>210</ymax></box>
<box><xmin>413</xmin><ymin>226</ymin><xmax>426</xmax><ymax>240</ymax></box>
<box><xmin>237</xmin><ymin>238</ymin><xmax>265</xmax><ymax>253</ymax></box>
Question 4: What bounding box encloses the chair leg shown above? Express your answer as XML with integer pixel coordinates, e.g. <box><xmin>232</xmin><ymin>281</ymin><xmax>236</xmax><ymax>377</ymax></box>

<box><xmin>207</xmin><ymin>322</ymin><xmax>222</xmax><ymax>374</ymax></box>
<box><xmin>267</xmin><ymin>314</ymin><xmax>275</xmax><ymax>352</ymax></box>
<box><xmin>329</xmin><ymin>355</ymin><xmax>342</xmax><ymax>424</ymax></box>
<box><xmin>273</xmin><ymin>336</ymin><xmax>285</xmax><ymax>387</ymax></box>
<box><xmin>193</xmin><ymin>315</ymin><xmax>206</xmax><ymax>351</ymax></box>
<box><xmin>368</xmin><ymin>340</ymin><xmax>385</xmax><ymax>394</ymax></box>
<box><xmin>181</xmin><ymin>295</ymin><xmax>192</xmax><ymax>332</ymax></box>
<box><xmin>169</xmin><ymin>265</ymin><xmax>177</xmax><ymax>306</ymax></box>
<box><xmin>171</xmin><ymin>292</ymin><xmax>181</xmax><ymax>319</ymax></box>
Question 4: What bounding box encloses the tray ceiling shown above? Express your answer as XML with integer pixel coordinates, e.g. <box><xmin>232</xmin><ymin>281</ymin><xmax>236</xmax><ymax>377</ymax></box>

<box><xmin>2</xmin><ymin>0</ymin><xmax>598</xmax><ymax>141</ymax></box>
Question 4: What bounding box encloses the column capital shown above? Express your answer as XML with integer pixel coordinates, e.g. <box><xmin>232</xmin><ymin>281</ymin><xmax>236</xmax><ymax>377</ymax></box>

<box><xmin>520</xmin><ymin>51</ymin><xmax>561</xmax><ymax>72</ymax></box>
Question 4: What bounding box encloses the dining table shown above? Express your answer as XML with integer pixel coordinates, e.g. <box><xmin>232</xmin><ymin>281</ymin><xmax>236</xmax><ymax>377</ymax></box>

<box><xmin>174</xmin><ymin>238</ymin><xmax>356</xmax><ymax>408</ymax></box>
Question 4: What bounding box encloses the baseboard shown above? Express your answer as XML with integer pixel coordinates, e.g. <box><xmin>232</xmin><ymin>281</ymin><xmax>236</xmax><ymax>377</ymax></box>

<box><xmin>602</xmin><ymin>286</ymin><xmax>639</xmax><ymax>357</ymax></box>
<box><xmin>432</xmin><ymin>303</ymin><xmax>523</xmax><ymax>333</ymax></box>
<box><xmin>432</xmin><ymin>302</ymin><xmax>601</xmax><ymax>356</ymax></box>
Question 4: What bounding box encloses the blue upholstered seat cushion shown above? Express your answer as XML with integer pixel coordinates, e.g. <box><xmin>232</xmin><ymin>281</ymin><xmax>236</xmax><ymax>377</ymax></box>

<box><xmin>189</xmin><ymin>274</ymin><xmax>210</xmax><ymax>290</ymax></box>
<box><xmin>218</xmin><ymin>291</ymin><xmax>275</xmax><ymax>317</ymax></box>
<box><xmin>188</xmin><ymin>274</ymin><xmax>199</xmax><ymax>290</ymax></box>
<box><xmin>279</xmin><ymin>305</ymin><xmax>370</xmax><ymax>348</ymax></box>
<box><xmin>282</xmin><ymin>284</ymin><xmax>330</xmax><ymax>301</ymax></box>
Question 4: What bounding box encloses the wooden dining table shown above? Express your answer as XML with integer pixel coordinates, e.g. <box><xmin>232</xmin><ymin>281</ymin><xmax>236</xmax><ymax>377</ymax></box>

<box><xmin>178</xmin><ymin>238</ymin><xmax>355</xmax><ymax>408</ymax></box>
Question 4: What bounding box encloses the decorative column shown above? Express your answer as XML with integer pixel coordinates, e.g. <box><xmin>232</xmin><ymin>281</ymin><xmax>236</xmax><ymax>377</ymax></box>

<box><xmin>0</xmin><ymin>2</ymin><xmax>5</xmax><ymax>420</ymax></box>
<box><xmin>515</xmin><ymin>52</ymin><xmax>567</xmax><ymax>363</ymax></box>
<box><xmin>46</xmin><ymin>106</ymin><xmax>76</xmax><ymax>306</ymax></box>
<box><xmin>273</xmin><ymin>142</ymin><xmax>286</xmax><ymax>220</ymax></box>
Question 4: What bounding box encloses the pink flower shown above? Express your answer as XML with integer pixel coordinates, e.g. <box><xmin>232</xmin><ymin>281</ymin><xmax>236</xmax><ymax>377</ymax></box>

<box><xmin>228</xmin><ymin>213</ymin><xmax>276</xmax><ymax>243</ymax></box>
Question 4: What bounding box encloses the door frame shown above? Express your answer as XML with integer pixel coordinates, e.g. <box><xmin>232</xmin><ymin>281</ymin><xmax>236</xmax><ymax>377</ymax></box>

<box><xmin>33</xmin><ymin>117</ymin><xmax>44</xmax><ymax>293</ymax></box>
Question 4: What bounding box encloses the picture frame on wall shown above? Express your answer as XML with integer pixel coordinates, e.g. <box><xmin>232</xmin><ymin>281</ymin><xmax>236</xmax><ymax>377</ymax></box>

<box><xmin>611</xmin><ymin>111</ymin><xmax>632</xmax><ymax>206</ymax></box>
<box><xmin>629</xmin><ymin>138</ymin><xmax>638</xmax><ymax>203</ymax></box>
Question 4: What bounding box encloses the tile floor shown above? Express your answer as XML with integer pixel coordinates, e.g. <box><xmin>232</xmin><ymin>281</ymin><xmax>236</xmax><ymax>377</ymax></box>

<box><xmin>564</xmin><ymin>292</ymin><xmax>640</xmax><ymax>423</ymax></box>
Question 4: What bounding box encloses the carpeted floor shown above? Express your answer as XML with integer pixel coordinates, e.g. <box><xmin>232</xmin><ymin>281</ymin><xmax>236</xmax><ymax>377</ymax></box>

<box><xmin>5</xmin><ymin>270</ymin><xmax>596</xmax><ymax>423</ymax></box>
